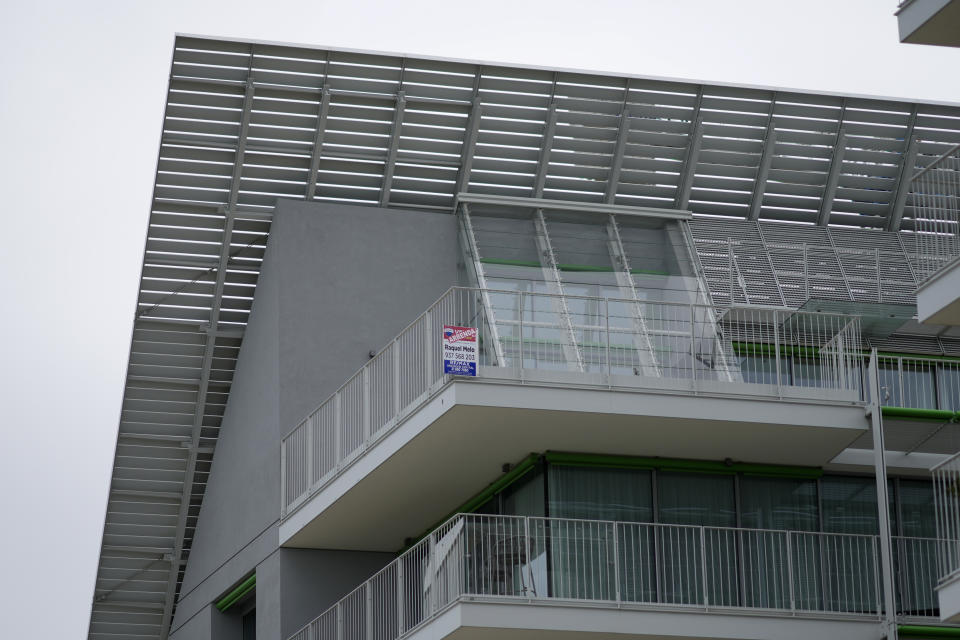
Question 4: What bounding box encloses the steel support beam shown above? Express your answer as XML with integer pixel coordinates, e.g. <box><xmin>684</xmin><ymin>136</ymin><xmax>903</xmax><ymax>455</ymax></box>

<box><xmin>380</xmin><ymin>91</ymin><xmax>406</xmax><ymax>207</ymax></box>
<box><xmin>676</xmin><ymin>118</ymin><xmax>703</xmax><ymax>210</ymax></box>
<box><xmin>605</xmin><ymin>214</ymin><xmax>659</xmax><ymax>376</ymax></box>
<box><xmin>867</xmin><ymin>350</ymin><xmax>899</xmax><ymax>640</ymax></box>
<box><xmin>604</xmin><ymin>109</ymin><xmax>631</xmax><ymax>204</ymax></box>
<box><xmin>158</xmin><ymin>73</ymin><xmax>256</xmax><ymax>640</ymax></box>
<box><xmin>533</xmin><ymin>103</ymin><xmax>558</xmax><ymax>197</ymax></box>
<box><xmin>887</xmin><ymin>135</ymin><xmax>921</xmax><ymax>232</ymax></box>
<box><xmin>305</xmin><ymin>86</ymin><xmax>331</xmax><ymax>200</ymax></box>
<box><xmin>817</xmin><ymin>125</ymin><xmax>847</xmax><ymax>227</ymax></box>
<box><xmin>456</xmin><ymin>193</ymin><xmax>691</xmax><ymax>220</ymax></box>
<box><xmin>458</xmin><ymin>203</ymin><xmax>506</xmax><ymax>367</ymax></box>
<box><xmin>455</xmin><ymin>98</ymin><xmax>483</xmax><ymax>195</ymax></box>
<box><xmin>533</xmin><ymin>208</ymin><xmax>585</xmax><ymax>372</ymax></box>
<box><xmin>748</xmin><ymin>117</ymin><xmax>778</xmax><ymax>222</ymax></box>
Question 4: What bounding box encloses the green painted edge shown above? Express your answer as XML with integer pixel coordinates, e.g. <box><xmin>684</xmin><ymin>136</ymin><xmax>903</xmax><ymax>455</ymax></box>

<box><xmin>882</xmin><ymin>406</ymin><xmax>959</xmax><ymax>422</ymax></box>
<box><xmin>732</xmin><ymin>342</ymin><xmax>821</xmax><ymax>358</ymax></box>
<box><xmin>544</xmin><ymin>452</ymin><xmax>822</xmax><ymax>479</ymax></box>
<box><xmin>479</xmin><ymin>257</ymin><xmax>669</xmax><ymax>276</ymax></box>
<box><xmin>215</xmin><ymin>574</ymin><xmax>255</xmax><ymax>612</ymax></box>
<box><xmin>899</xmin><ymin>625</ymin><xmax>960</xmax><ymax>638</ymax></box>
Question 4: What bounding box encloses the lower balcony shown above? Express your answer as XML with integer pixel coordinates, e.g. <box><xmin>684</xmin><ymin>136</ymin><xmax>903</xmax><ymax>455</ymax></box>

<box><xmin>289</xmin><ymin>514</ymin><xmax>943</xmax><ymax>640</ymax></box>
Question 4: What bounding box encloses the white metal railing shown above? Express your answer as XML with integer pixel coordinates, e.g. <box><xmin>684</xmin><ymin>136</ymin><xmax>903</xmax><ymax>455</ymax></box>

<box><xmin>912</xmin><ymin>143</ymin><xmax>960</xmax><ymax>282</ymax></box>
<box><xmin>281</xmin><ymin>288</ymin><xmax>865</xmax><ymax>517</ymax></box>
<box><xmin>934</xmin><ymin>453</ymin><xmax>960</xmax><ymax>584</ymax></box>
<box><xmin>876</xmin><ymin>355</ymin><xmax>960</xmax><ymax>413</ymax></box>
<box><xmin>288</xmin><ymin>514</ymin><xmax>941</xmax><ymax>640</ymax></box>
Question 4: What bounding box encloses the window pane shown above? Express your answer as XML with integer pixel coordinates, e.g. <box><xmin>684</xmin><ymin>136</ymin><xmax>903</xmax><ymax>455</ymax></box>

<box><xmin>501</xmin><ymin>468</ymin><xmax>545</xmax><ymax>517</ymax></box>
<box><xmin>657</xmin><ymin>472</ymin><xmax>735</xmax><ymax>527</ymax></box>
<box><xmin>821</xmin><ymin>476</ymin><xmax>895</xmax><ymax>535</ymax></box>
<box><xmin>899</xmin><ymin>479</ymin><xmax>935</xmax><ymax>538</ymax></box>
<box><xmin>548</xmin><ymin>465</ymin><xmax>652</xmax><ymax>522</ymax></box>
<box><xmin>740</xmin><ymin>476</ymin><xmax>818</xmax><ymax>531</ymax></box>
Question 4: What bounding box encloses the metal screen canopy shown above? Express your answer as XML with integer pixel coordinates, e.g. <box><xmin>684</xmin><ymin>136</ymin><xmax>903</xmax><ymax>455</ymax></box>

<box><xmin>90</xmin><ymin>34</ymin><xmax>960</xmax><ymax>640</ymax></box>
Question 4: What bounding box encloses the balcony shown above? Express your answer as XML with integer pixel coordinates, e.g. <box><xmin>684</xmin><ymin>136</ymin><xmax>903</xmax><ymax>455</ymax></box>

<box><xmin>896</xmin><ymin>0</ymin><xmax>960</xmax><ymax>47</ymax></box>
<box><xmin>934</xmin><ymin>453</ymin><xmax>960</xmax><ymax>621</ymax></box>
<box><xmin>288</xmin><ymin>514</ymin><xmax>941</xmax><ymax>640</ymax></box>
<box><xmin>913</xmin><ymin>144</ymin><xmax>960</xmax><ymax>325</ymax></box>
<box><xmin>280</xmin><ymin>287</ymin><xmax>868</xmax><ymax>550</ymax></box>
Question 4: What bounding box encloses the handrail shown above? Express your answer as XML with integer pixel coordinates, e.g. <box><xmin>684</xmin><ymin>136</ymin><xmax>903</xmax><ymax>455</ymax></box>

<box><xmin>280</xmin><ymin>287</ymin><xmax>866</xmax><ymax>518</ymax></box>
<box><xmin>287</xmin><ymin>514</ymin><xmax>943</xmax><ymax>640</ymax></box>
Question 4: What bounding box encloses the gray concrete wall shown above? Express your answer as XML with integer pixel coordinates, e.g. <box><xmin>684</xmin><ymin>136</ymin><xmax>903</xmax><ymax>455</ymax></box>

<box><xmin>275</xmin><ymin>200</ymin><xmax>460</xmax><ymax>430</ymax></box>
<box><xmin>280</xmin><ymin>549</ymin><xmax>394</xmax><ymax>638</ymax></box>
<box><xmin>171</xmin><ymin>201</ymin><xmax>460</xmax><ymax>639</ymax></box>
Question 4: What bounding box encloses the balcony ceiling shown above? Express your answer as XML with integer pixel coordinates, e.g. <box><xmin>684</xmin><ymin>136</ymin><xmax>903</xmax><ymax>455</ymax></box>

<box><xmin>91</xmin><ymin>34</ymin><xmax>960</xmax><ymax>640</ymax></box>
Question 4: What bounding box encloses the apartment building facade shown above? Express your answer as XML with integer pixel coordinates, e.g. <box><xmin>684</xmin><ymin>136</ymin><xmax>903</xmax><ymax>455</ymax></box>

<box><xmin>90</xmin><ymin>35</ymin><xmax>960</xmax><ymax>640</ymax></box>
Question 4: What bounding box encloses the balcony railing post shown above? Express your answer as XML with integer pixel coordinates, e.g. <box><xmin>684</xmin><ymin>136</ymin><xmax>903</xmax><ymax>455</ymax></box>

<box><xmin>605</xmin><ymin>297</ymin><xmax>611</xmax><ymax>384</ymax></box>
<box><xmin>774</xmin><ymin>309</ymin><xmax>782</xmax><ymax>398</ymax></box>
<box><xmin>786</xmin><ymin>530</ymin><xmax>795</xmax><ymax>612</ymax></box>
<box><xmin>700</xmin><ymin>526</ymin><xmax>709</xmax><ymax>607</ymax></box>
<box><xmin>365</xmin><ymin>582</ymin><xmax>372</xmax><ymax>640</ymax></box>
<box><xmin>336</xmin><ymin>602</ymin><xmax>343</xmax><ymax>640</ymax></box>
<box><xmin>307</xmin><ymin>417</ymin><xmax>314</xmax><ymax>493</ymax></box>
<box><xmin>334</xmin><ymin>393</ymin><xmax>342</xmax><ymax>469</ymax></box>
<box><xmin>898</xmin><ymin>356</ymin><xmax>905</xmax><ymax>407</ymax></box>
<box><xmin>518</xmin><ymin>291</ymin><xmax>524</xmax><ymax>379</ymax></box>
<box><xmin>524</xmin><ymin>516</ymin><xmax>533</xmax><ymax>597</ymax></box>
<box><xmin>393</xmin><ymin>339</ymin><xmax>401</xmax><ymax>416</ymax></box>
<box><xmin>873</xmin><ymin>535</ymin><xmax>882</xmax><ymax>616</ymax></box>
<box><xmin>362</xmin><ymin>367</ymin><xmax>370</xmax><ymax>444</ymax></box>
<box><xmin>425</xmin><ymin>308</ymin><xmax>434</xmax><ymax>392</ymax></box>
<box><xmin>280</xmin><ymin>437</ymin><xmax>287</xmax><ymax>517</ymax></box>
<box><xmin>397</xmin><ymin>555</ymin><xmax>405</xmax><ymax>634</ymax></box>
<box><xmin>690</xmin><ymin>305</ymin><xmax>698</xmax><ymax>393</ymax></box>
<box><xmin>612</xmin><ymin>521</ymin><xmax>620</xmax><ymax>603</ymax></box>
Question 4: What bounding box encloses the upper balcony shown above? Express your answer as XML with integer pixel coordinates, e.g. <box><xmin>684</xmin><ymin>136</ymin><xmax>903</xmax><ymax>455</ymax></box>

<box><xmin>896</xmin><ymin>0</ymin><xmax>960</xmax><ymax>47</ymax></box>
<box><xmin>913</xmin><ymin>144</ymin><xmax>960</xmax><ymax>326</ymax></box>
<box><xmin>280</xmin><ymin>287</ymin><xmax>868</xmax><ymax>551</ymax></box>
<box><xmin>289</xmin><ymin>513</ymin><xmax>943</xmax><ymax>640</ymax></box>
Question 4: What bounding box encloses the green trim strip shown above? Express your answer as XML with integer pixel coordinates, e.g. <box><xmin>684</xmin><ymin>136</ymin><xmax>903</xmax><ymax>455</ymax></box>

<box><xmin>882</xmin><ymin>406</ymin><xmax>960</xmax><ymax>422</ymax></box>
<box><xmin>479</xmin><ymin>257</ymin><xmax>669</xmax><ymax>276</ymax></box>
<box><xmin>732</xmin><ymin>342</ymin><xmax>822</xmax><ymax>358</ymax></box>
<box><xmin>544</xmin><ymin>452</ymin><xmax>822</xmax><ymax>479</ymax></box>
<box><xmin>899</xmin><ymin>625</ymin><xmax>960</xmax><ymax>638</ymax></box>
<box><xmin>215</xmin><ymin>574</ymin><xmax>255</xmax><ymax>612</ymax></box>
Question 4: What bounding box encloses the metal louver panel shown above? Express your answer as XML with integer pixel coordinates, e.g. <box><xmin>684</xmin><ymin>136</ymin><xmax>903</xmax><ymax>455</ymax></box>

<box><xmin>91</xmin><ymin>34</ymin><xmax>960</xmax><ymax>640</ymax></box>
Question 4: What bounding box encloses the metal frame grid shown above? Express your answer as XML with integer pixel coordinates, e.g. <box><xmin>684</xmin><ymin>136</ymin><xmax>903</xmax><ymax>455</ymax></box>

<box><xmin>90</xmin><ymin>34</ymin><xmax>960</xmax><ymax>640</ymax></box>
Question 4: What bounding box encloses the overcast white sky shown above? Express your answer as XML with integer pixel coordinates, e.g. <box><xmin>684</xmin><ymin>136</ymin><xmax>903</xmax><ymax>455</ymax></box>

<box><xmin>2</xmin><ymin>1</ymin><xmax>960</xmax><ymax>637</ymax></box>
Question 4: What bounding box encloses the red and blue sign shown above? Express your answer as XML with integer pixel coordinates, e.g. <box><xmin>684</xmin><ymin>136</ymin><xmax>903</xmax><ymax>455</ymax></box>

<box><xmin>443</xmin><ymin>325</ymin><xmax>478</xmax><ymax>376</ymax></box>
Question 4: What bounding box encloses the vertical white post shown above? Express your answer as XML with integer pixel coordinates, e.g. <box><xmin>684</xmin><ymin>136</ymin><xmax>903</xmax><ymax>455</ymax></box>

<box><xmin>868</xmin><ymin>349</ymin><xmax>898</xmax><ymax>639</ymax></box>
<box><xmin>700</xmin><ymin>526</ymin><xmax>709</xmax><ymax>607</ymax></box>
<box><xmin>786</xmin><ymin>531</ymin><xmax>795</xmax><ymax>612</ymax></box>
<box><xmin>612</xmin><ymin>522</ymin><xmax>621</xmax><ymax>603</ymax></box>
<box><xmin>393</xmin><ymin>339</ymin><xmax>401</xmax><ymax>416</ymax></box>
<box><xmin>774</xmin><ymin>310</ymin><xmax>782</xmax><ymax>398</ymax></box>
<box><xmin>605</xmin><ymin>297</ymin><xmax>611</xmax><ymax>384</ymax></box>
<box><xmin>334</xmin><ymin>394</ymin><xmax>342</xmax><ymax>469</ymax></box>
<box><xmin>362</xmin><ymin>368</ymin><xmax>370</xmax><ymax>443</ymax></box>
<box><xmin>424</xmin><ymin>308</ymin><xmax>434</xmax><ymax>392</ymax></box>
<box><xmin>280</xmin><ymin>437</ymin><xmax>287</xmax><ymax>517</ymax></box>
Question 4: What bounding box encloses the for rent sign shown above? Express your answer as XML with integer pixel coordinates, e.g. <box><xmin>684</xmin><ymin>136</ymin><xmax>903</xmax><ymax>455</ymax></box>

<box><xmin>442</xmin><ymin>325</ymin><xmax>478</xmax><ymax>376</ymax></box>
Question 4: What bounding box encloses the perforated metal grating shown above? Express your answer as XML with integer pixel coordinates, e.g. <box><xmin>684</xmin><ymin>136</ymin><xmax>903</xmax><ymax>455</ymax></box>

<box><xmin>90</xmin><ymin>34</ymin><xmax>960</xmax><ymax>640</ymax></box>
